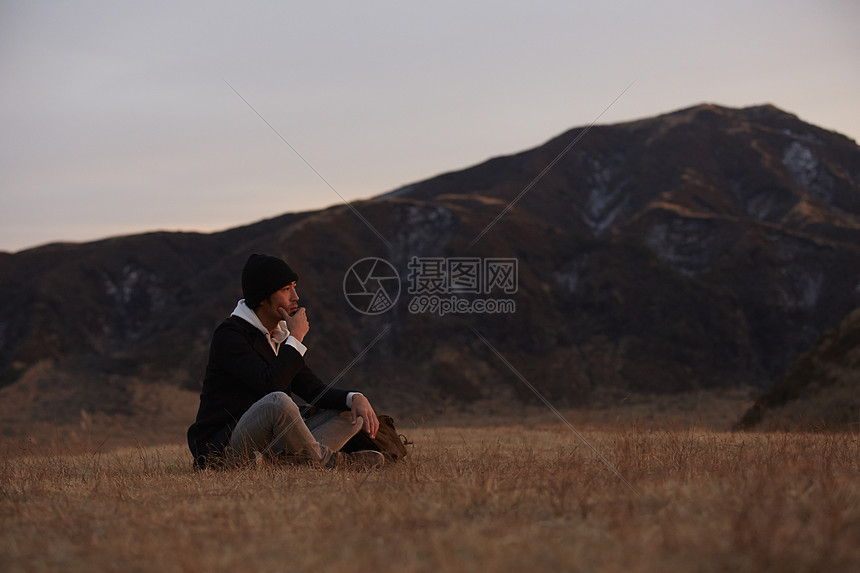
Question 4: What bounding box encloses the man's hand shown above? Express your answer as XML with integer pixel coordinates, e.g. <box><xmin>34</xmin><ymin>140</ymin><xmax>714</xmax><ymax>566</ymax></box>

<box><xmin>350</xmin><ymin>393</ymin><xmax>379</xmax><ymax>439</ymax></box>
<box><xmin>279</xmin><ymin>306</ymin><xmax>309</xmax><ymax>342</ymax></box>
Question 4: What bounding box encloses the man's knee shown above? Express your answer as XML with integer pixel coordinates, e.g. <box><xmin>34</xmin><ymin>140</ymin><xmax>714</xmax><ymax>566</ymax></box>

<box><xmin>265</xmin><ymin>391</ymin><xmax>300</xmax><ymax>416</ymax></box>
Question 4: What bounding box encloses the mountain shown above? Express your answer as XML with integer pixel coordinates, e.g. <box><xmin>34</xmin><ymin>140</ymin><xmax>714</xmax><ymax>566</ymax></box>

<box><xmin>1</xmin><ymin>103</ymin><xmax>859</xmax><ymax>434</ymax></box>
<box><xmin>736</xmin><ymin>305</ymin><xmax>860</xmax><ymax>431</ymax></box>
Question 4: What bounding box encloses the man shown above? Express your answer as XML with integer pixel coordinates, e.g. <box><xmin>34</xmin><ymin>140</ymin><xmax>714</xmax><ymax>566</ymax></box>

<box><xmin>187</xmin><ymin>253</ymin><xmax>383</xmax><ymax>469</ymax></box>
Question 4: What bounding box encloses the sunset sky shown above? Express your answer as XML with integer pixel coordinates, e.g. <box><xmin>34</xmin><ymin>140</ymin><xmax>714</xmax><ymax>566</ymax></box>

<box><xmin>2</xmin><ymin>0</ymin><xmax>858</xmax><ymax>252</ymax></box>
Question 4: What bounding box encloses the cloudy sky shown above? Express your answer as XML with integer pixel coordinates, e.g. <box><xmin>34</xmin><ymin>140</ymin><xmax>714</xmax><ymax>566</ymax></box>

<box><xmin>1</xmin><ymin>0</ymin><xmax>858</xmax><ymax>252</ymax></box>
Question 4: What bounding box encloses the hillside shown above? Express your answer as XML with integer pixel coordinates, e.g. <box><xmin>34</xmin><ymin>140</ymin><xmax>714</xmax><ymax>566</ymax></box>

<box><xmin>737</xmin><ymin>306</ymin><xmax>860</xmax><ymax>431</ymax></box>
<box><xmin>1</xmin><ymin>103</ymin><xmax>859</xmax><ymax>439</ymax></box>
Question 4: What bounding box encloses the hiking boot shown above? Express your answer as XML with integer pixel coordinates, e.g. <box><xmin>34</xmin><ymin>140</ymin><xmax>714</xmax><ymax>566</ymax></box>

<box><xmin>325</xmin><ymin>449</ymin><xmax>385</xmax><ymax>470</ymax></box>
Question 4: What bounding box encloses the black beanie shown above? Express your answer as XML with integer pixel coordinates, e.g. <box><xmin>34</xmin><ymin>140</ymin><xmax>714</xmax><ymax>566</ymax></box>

<box><xmin>242</xmin><ymin>254</ymin><xmax>299</xmax><ymax>308</ymax></box>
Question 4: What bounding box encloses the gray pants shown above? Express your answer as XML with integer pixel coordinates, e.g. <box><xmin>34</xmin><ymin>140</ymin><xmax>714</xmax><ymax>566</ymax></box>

<box><xmin>226</xmin><ymin>391</ymin><xmax>362</xmax><ymax>466</ymax></box>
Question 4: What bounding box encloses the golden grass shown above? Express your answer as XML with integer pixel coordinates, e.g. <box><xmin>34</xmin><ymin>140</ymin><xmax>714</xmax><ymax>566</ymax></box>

<box><xmin>2</xmin><ymin>424</ymin><xmax>859</xmax><ymax>572</ymax></box>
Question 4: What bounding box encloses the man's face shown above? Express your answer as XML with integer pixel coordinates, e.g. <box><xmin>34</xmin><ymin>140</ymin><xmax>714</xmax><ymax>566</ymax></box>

<box><xmin>260</xmin><ymin>282</ymin><xmax>299</xmax><ymax>321</ymax></box>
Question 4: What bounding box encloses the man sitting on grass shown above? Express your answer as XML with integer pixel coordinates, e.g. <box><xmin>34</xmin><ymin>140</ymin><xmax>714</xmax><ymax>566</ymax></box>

<box><xmin>187</xmin><ymin>253</ymin><xmax>383</xmax><ymax>470</ymax></box>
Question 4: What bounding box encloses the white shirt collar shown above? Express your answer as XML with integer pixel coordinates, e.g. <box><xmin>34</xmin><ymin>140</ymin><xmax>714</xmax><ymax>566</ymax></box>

<box><xmin>231</xmin><ymin>299</ymin><xmax>291</xmax><ymax>351</ymax></box>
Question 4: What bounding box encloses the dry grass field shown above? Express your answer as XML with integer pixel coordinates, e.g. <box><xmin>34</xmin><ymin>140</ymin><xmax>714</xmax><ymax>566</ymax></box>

<box><xmin>2</xmin><ymin>419</ymin><xmax>859</xmax><ymax>572</ymax></box>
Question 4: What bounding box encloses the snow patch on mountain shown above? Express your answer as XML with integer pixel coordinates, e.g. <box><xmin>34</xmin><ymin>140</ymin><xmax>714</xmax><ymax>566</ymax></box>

<box><xmin>102</xmin><ymin>264</ymin><xmax>166</xmax><ymax>339</ymax></box>
<box><xmin>783</xmin><ymin>141</ymin><xmax>834</xmax><ymax>202</ymax></box>
<box><xmin>392</xmin><ymin>204</ymin><xmax>455</xmax><ymax>258</ymax></box>
<box><xmin>554</xmin><ymin>254</ymin><xmax>591</xmax><ymax>293</ymax></box>
<box><xmin>581</xmin><ymin>156</ymin><xmax>631</xmax><ymax>234</ymax></box>
<box><xmin>746</xmin><ymin>192</ymin><xmax>776</xmax><ymax>219</ymax></box>
<box><xmin>645</xmin><ymin>218</ymin><xmax>716</xmax><ymax>276</ymax></box>
<box><xmin>771</xmin><ymin>235</ymin><xmax>825</xmax><ymax>310</ymax></box>
<box><xmin>779</xmin><ymin>266</ymin><xmax>824</xmax><ymax>310</ymax></box>
<box><xmin>783</xmin><ymin>142</ymin><xmax>818</xmax><ymax>188</ymax></box>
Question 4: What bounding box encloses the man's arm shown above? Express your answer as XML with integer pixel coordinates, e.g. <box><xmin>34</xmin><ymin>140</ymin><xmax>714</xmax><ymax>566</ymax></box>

<box><xmin>279</xmin><ymin>304</ymin><xmax>377</xmax><ymax>436</ymax></box>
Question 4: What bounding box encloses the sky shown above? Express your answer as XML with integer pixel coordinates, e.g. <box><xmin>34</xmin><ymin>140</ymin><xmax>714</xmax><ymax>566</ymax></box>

<box><xmin>1</xmin><ymin>0</ymin><xmax>858</xmax><ymax>253</ymax></box>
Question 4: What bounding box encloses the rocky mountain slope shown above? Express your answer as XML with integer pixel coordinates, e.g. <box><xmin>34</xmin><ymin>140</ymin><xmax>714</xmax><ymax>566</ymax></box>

<box><xmin>1</xmin><ymin>103</ymin><xmax>858</xmax><ymax>430</ymax></box>
<box><xmin>736</xmin><ymin>305</ymin><xmax>860</xmax><ymax>431</ymax></box>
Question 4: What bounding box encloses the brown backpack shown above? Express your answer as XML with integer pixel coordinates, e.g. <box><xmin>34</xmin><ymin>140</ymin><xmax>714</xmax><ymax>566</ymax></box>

<box><xmin>342</xmin><ymin>414</ymin><xmax>411</xmax><ymax>462</ymax></box>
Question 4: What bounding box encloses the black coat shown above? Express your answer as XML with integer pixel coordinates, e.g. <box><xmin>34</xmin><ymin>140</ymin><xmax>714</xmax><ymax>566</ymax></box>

<box><xmin>187</xmin><ymin>315</ymin><xmax>352</xmax><ymax>467</ymax></box>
